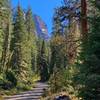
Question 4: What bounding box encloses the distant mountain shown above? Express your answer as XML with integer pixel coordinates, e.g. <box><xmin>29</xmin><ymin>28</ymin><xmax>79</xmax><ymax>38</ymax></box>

<box><xmin>33</xmin><ymin>15</ymin><xmax>49</xmax><ymax>40</ymax></box>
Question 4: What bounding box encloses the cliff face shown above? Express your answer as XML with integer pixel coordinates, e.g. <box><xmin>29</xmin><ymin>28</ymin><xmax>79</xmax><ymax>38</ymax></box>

<box><xmin>33</xmin><ymin>15</ymin><xmax>49</xmax><ymax>40</ymax></box>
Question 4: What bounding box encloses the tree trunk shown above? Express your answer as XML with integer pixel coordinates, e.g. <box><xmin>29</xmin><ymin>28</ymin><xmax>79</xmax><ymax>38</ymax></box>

<box><xmin>81</xmin><ymin>0</ymin><xmax>88</xmax><ymax>39</ymax></box>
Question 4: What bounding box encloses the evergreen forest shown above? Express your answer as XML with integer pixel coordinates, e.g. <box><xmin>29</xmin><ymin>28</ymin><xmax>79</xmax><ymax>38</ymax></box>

<box><xmin>0</xmin><ymin>0</ymin><xmax>100</xmax><ymax>100</ymax></box>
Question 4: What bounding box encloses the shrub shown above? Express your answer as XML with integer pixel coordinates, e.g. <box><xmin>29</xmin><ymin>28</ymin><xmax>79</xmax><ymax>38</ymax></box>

<box><xmin>6</xmin><ymin>70</ymin><xmax>17</xmax><ymax>87</ymax></box>
<box><xmin>49</xmin><ymin>67</ymin><xmax>67</xmax><ymax>93</ymax></box>
<box><xmin>0</xmin><ymin>71</ymin><xmax>17</xmax><ymax>90</ymax></box>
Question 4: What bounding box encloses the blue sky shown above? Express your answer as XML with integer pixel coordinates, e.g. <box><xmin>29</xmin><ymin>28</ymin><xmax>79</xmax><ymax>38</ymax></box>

<box><xmin>11</xmin><ymin>0</ymin><xmax>62</xmax><ymax>34</ymax></box>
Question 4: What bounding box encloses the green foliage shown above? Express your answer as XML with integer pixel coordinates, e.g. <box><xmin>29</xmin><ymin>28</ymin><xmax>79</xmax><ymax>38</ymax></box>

<box><xmin>0</xmin><ymin>0</ymin><xmax>49</xmax><ymax>94</ymax></box>
<box><xmin>0</xmin><ymin>70</ymin><xmax>17</xmax><ymax>90</ymax></box>
<box><xmin>26</xmin><ymin>7</ymin><xmax>37</xmax><ymax>72</ymax></box>
<box><xmin>11</xmin><ymin>5</ymin><xmax>32</xmax><ymax>83</ymax></box>
<box><xmin>16</xmin><ymin>82</ymin><xmax>32</xmax><ymax>91</ymax></box>
<box><xmin>6</xmin><ymin>71</ymin><xmax>17</xmax><ymax>87</ymax></box>
<box><xmin>50</xmin><ymin>35</ymin><xmax>67</xmax><ymax>74</ymax></box>
<box><xmin>49</xmin><ymin>67</ymin><xmax>66</xmax><ymax>93</ymax></box>
<box><xmin>0</xmin><ymin>0</ymin><xmax>12</xmax><ymax>73</ymax></box>
<box><xmin>37</xmin><ymin>40</ymin><xmax>49</xmax><ymax>81</ymax></box>
<box><xmin>49</xmin><ymin>66</ymin><xmax>78</xmax><ymax>97</ymax></box>
<box><xmin>49</xmin><ymin>1</ymin><xmax>81</xmax><ymax>99</ymax></box>
<box><xmin>74</xmin><ymin>3</ymin><xmax>100</xmax><ymax>100</ymax></box>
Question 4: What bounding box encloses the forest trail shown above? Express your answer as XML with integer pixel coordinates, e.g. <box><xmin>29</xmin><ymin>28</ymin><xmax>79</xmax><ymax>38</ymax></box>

<box><xmin>4</xmin><ymin>82</ymin><xmax>48</xmax><ymax>100</ymax></box>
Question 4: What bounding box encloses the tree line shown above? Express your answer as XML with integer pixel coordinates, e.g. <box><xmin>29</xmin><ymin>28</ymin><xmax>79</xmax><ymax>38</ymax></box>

<box><xmin>0</xmin><ymin>0</ymin><xmax>49</xmax><ymax>91</ymax></box>
<box><xmin>0</xmin><ymin>0</ymin><xmax>100</xmax><ymax>100</ymax></box>
<box><xmin>49</xmin><ymin>0</ymin><xmax>100</xmax><ymax>100</ymax></box>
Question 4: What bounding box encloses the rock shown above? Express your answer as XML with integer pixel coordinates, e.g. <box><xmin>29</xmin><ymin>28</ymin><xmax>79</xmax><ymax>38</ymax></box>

<box><xmin>54</xmin><ymin>95</ymin><xmax>71</xmax><ymax>100</ymax></box>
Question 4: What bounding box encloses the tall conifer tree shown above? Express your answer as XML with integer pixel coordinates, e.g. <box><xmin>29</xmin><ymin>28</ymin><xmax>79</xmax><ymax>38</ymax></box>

<box><xmin>26</xmin><ymin>8</ymin><xmax>37</xmax><ymax>72</ymax></box>
<box><xmin>0</xmin><ymin>0</ymin><xmax>12</xmax><ymax>73</ymax></box>
<box><xmin>11</xmin><ymin>5</ymin><xmax>30</xmax><ymax>83</ymax></box>
<box><xmin>38</xmin><ymin>40</ymin><xmax>49</xmax><ymax>81</ymax></box>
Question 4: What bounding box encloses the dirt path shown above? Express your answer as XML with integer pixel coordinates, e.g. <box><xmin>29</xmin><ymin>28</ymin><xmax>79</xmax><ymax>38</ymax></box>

<box><xmin>4</xmin><ymin>82</ymin><xmax>48</xmax><ymax>100</ymax></box>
